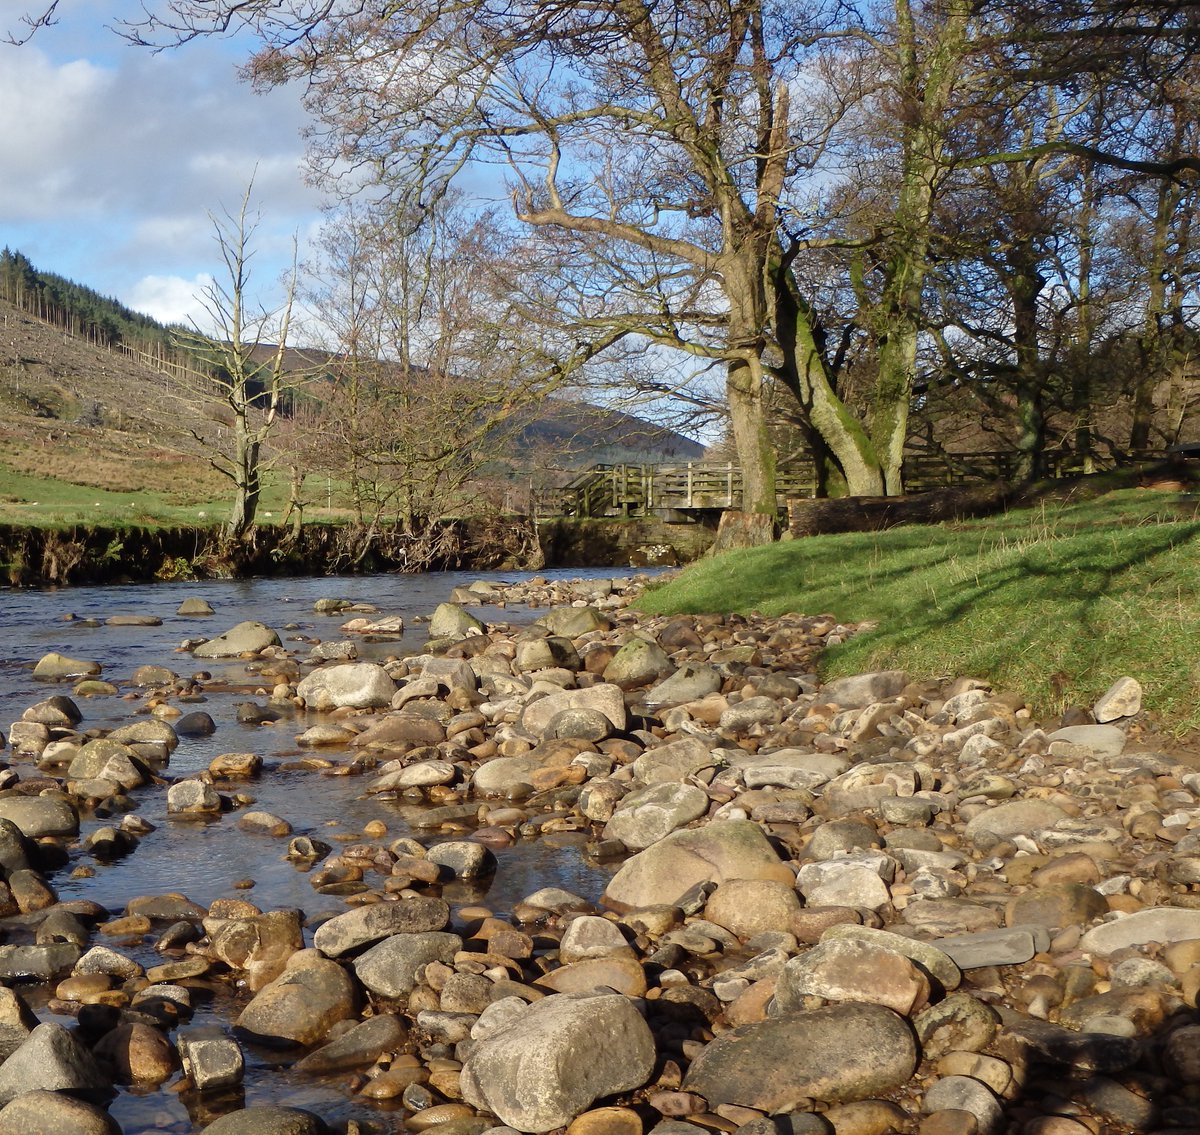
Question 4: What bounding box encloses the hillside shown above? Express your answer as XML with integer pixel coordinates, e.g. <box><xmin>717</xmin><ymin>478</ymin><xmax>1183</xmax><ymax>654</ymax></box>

<box><xmin>0</xmin><ymin>295</ymin><xmax>706</xmax><ymax>527</ymax></box>
<box><xmin>0</xmin><ymin>300</ymin><xmax>228</xmax><ymax>524</ymax></box>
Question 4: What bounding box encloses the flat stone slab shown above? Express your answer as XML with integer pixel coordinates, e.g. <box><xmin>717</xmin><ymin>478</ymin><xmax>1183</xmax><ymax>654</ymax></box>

<box><xmin>1045</xmin><ymin>724</ymin><xmax>1127</xmax><ymax>759</ymax></box>
<box><xmin>933</xmin><ymin>925</ymin><xmax>1051</xmax><ymax>969</ymax></box>
<box><xmin>1080</xmin><ymin>907</ymin><xmax>1200</xmax><ymax>956</ymax></box>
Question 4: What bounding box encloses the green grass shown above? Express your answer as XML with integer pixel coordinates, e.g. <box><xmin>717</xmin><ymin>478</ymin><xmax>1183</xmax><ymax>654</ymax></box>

<box><xmin>0</xmin><ymin>463</ymin><xmax>298</xmax><ymax>528</ymax></box>
<box><xmin>639</xmin><ymin>489</ymin><xmax>1200</xmax><ymax>734</ymax></box>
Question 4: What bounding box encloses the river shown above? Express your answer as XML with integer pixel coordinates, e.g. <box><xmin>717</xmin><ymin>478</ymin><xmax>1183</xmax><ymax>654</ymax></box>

<box><xmin>0</xmin><ymin>568</ymin><xmax>641</xmax><ymax>1133</ymax></box>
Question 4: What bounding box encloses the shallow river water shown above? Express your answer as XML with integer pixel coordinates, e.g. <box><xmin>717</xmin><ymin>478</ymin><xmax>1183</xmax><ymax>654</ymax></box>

<box><xmin>0</xmin><ymin>569</ymin><xmax>639</xmax><ymax>1133</ymax></box>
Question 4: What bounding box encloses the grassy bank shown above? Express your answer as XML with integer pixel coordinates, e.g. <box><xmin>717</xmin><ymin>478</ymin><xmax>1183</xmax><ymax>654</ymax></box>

<box><xmin>639</xmin><ymin>489</ymin><xmax>1200</xmax><ymax>734</ymax></box>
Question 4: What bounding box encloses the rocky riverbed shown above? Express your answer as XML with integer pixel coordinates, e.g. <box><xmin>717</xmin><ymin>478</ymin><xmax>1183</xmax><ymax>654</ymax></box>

<box><xmin>2</xmin><ymin>574</ymin><xmax>1200</xmax><ymax>1135</ymax></box>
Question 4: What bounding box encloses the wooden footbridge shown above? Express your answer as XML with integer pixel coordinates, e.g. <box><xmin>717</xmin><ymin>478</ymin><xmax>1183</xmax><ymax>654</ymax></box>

<box><xmin>558</xmin><ymin>449</ymin><xmax>1173</xmax><ymax>519</ymax></box>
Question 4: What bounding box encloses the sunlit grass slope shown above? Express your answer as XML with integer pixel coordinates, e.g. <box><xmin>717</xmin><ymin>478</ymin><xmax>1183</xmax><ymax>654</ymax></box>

<box><xmin>639</xmin><ymin>490</ymin><xmax>1200</xmax><ymax>733</ymax></box>
<box><xmin>0</xmin><ymin>462</ymin><xmax>296</xmax><ymax>528</ymax></box>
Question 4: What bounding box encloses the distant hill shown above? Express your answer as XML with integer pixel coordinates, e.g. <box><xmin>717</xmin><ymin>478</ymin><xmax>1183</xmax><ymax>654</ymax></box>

<box><xmin>511</xmin><ymin>396</ymin><xmax>706</xmax><ymax>466</ymax></box>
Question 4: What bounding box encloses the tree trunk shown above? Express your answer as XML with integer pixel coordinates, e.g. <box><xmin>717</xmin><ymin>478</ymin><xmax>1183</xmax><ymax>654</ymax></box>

<box><xmin>1132</xmin><ymin>175</ymin><xmax>1182</xmax><ymax>452</ymax></box>
<box><xmin>772</xmin><ymin>264</ymin><xmax>885</xmax><ymax>495</ymax></box>
<box><xmin>227</xmin><ymin>422</ymin><xmax>260</xmax><ymax>540</ymax></box>
<box><xmin>865</xmin><ymin>0</ymin><xmax>970</xmax><ymax>496</ymax></box>
<box><xmin>711</xmin><ymin>509</ymin><xmax>776</xmax><ymax>553</ymax></box>
<box><xmin>727</xmin><ymin>356</ymin><xmax>777</xmax><ymax>517</ymax></box>
<box><xmin>1010</xmin><ymin>256</ymin><xmax>1047</xmax><ymax>482</ymax></box>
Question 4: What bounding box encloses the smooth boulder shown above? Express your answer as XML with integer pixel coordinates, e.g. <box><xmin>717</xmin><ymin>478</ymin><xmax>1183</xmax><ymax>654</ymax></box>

<box><xmin>461</xmin><ymin>992</ymin><xmax>655</xmax><ymax>1132</ymax></box>
<box><xmin>684</xmin><ymin>1003</ymin><xmax>918</xmax><ymax>1110</ymax></box>
<box><xmin>192</xmin><ymin>622</ymin><xmax>281</xmax><ymax>659</ymax></box>
<box><xmin>603</xmin><ymin>820</ymin><xmax>793</xmax><ymax>910</ymax></box>
<box><xmin>296</xmin><ymin>663</ymin><xmax>396</xmax><ymax>711</ymax></box>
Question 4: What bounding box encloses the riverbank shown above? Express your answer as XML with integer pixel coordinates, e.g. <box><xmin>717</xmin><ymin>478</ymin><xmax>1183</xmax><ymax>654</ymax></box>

<box><xmin>643</xmin><ymin>486</ymin><xmax>1200</xmax><ymax>735</ymax></box>
<box><xmin>0</xmin><ymin>516</ymin><xmax>714</xmax><ymax>587</ymax></box>
<box><xmin>0</xmin><ymin>572</ymin><xmax>1197</xmax><ymax>1134</ymax></box>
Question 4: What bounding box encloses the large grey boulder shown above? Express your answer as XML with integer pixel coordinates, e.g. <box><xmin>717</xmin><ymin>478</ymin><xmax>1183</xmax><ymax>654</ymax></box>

<box><xmin>177</xmin><ymin>1025</ymin><xmax>244</xmax><ymax>1092</ymax></box>
<box><xmin>428</xmin><ymin>603</ymin><xmax>486</xmax><ymax>640</ymax></box>
<box><xmin>740</xmin><ymin>750</ymin><xmax>850</xmax><ymax>792</ymax></box>
<box><xmin>604</xmin><ymin>782</ymin><xmax>710</xmax><ymax>850</ymax></box>
<box><xmin>352</xmin><ymin>931</ymin><xmax>463</xmax><ymax>999</ymax></box>
<box><xmin>0</xmin><ymin>944</ymin><xmax>81</xmax><ymax>983</ymax></box>
<box><xmin>294</xmin><ymin>1013</ymin><xmax>408</xmax><ymax>1074</ymax></box>
<box><xmin>107</xmin><ymin>719</ymin><xmax>179</xmax><ymax>764</ymax></box>
<box><xmin>32</xmin><ymin>653</ymin><xmax>101</xmax><ymax>680</ymax></box>
<box><xmin>472</xmin><ymin>756</ymin><xmax>542</xmax><ymax>797</ymax></box>
<box><xmin>645</xmin><ymin>663</ymin><xmax>722</xmax><ymax>708</ymax></box>
<box><xmin>521</xmin><ymin>684</ymin><xmax>628</xmax><ymax>737</ymax></box>
<box><xmin>67</xmin><ymin>738</ymin><xmax>147</xmax><ymax>791</ymax></box>
<box><xmin>202</xmin><ymin>1107</ymin><xmax>328</xmax><ymax>1135</ymax></box>
<box><xmin>603</xmin><ymin>637</ymin><xmax>672</xmax><ymax>688</ymax></box>
<box><xmin>1080</xmin><ymin>907</ymin><xmax>1200</xmax><ymax>956</ymax></box>
<box><xmin>235</xmin><ymin>949</ymin><xmax>358</xmax><ymax>1047</ymax></box>
<box><xmin>703</xmin><ymin>879</ymin><xmax>802</xmax><ymax>940</ymax></box>
<box><xmin>167</xmin><ymin>778</ymin><xmax>222</xmax><ymax>816</ymax></box>
<box><xmin>1045</xmin><ymin>724</ymin><xmax>1128</xmax><ymax>758</ymax></box>
<box><xmin>963</xmin><ymin>799</ymin><xmax>1069</xmax><ymax>847</ymax></box>
<box><xmin>632</xmin><ymin>736</ymin><xmax>721</xmax><ymax>786</ymax></box>
<box><xmin>684</xmin><ymin>1003</ymin><xmax>917</xmax><ymax>1110</ymax></box>
<box><xmin>296</xmin><ymin>663</ymin><xmax>396</xmax><ymax>711</ymax></box>
<box><xmin>514</xmin><ymin>637</ymin><xmax>581</xmax><ymax>674</ymax></box>
<box><xmin>20</xmin><ymin>695</ymin><xmax>82</xmax><ymax>726</ymax></box>
<box><xmin>192</xmin><ymin>621</ymin><xmax>281</xmax><ymax>658</ymax></box>
<box><xmin>775</xmin><ymin>937</ymin><xmax>931</xmax><ymax>1016</ymax></box>
<box><xmin>313</xmin><ymin>896</ymin><xmax>450</xmax><ymax>958</ymax></box>
<box><xmin>461</xmin><ymin>992</ymin><xmax>655</xmax><ymax>1132</ymax></box>
<box><xmin>0</xmin><ymin>796</ymin><xmax>78</xmax><ymax>839</ymax></box>
<box><xmin>0</xmin><ymin>1091</ymin><xmax>118</xmax><ymax>1135</ymax></box>
<box><xmin>821</xmin><ymin>925</ymin><xmax>962</xmax><ymax>992</ymax></box>
<box><xmin>536</xmin><ymin>607</ymin><xmax>611</xmax><ymax>637</ymax></box>
<box><xmin>603</xmin><ymin>819</ymin><xmax>794</xmax><ymax>910</ymax></box>
<box><xmin>819</xmin><ymin>670</ymin><xmax>908</xmax><ymax>709</ymax></box>
<box><xmin>0</xmin><ymin>1022</ymin><xmax>109</xmax><ymax>1106</ymax></box>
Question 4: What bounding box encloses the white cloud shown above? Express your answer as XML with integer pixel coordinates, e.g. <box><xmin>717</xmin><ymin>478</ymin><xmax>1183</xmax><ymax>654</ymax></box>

<box><xmin>0</xmin><ymin>11</ymin><xmax>325</xmax><ymax>322</ymax></box>
<box><xmin>126</xmin><ymin>273</ymin><xmax>214</xmax><ymax>327</ymax></box>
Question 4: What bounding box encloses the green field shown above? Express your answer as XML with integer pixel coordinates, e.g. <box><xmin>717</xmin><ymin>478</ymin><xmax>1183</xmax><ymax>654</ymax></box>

<box><xmin>0</xmin><ymin>461</ymin><xmax>322</xmax><ymax>529</ymax></box>
<box><xmin>640</xmin><ymin>489</ymin><xmax>1200</xmax><ymax>733</ymax></box>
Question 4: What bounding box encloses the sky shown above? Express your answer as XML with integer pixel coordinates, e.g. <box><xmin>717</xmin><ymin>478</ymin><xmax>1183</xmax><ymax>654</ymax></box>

<box><xmin>0</xmin><ymin>0</ymin><xmax>325</xmax><ymax>330</ymax></box>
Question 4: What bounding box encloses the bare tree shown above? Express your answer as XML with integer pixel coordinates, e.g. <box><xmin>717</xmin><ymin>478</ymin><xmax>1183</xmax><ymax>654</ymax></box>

<box><xmin>302</xmin><ymin>199</ymin><xmax>623</xmax><ymax>558</ymax></box>
<box><xmin>173</xmin><ymin>180</ymin><xmax>308</xmax><ymax>540</ymax></box>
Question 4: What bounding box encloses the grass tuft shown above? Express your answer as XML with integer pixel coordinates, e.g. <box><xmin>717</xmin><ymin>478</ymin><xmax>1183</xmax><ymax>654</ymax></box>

<box><xmin>638</xmin><ymin>489</ymin><xmax>1200</xmax><ymax>734</ymax></box>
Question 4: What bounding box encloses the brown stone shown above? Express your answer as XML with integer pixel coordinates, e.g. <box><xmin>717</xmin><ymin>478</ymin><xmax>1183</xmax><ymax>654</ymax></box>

<box><xmin>919</xmin><ymin>1111</ymin><xmax>980</xmax><ymax>1135</ymax></box>
<box><xmin>1030</xmin><ymin>853</ymin><xmax>1102</xmax><ymax>888</ymax></box>
<box><xmin>209</xmin><ymin>752</ymin><xmax>263</xmax><ymax>779</ymax></box>
<box><xmin>1005</xmin><ymin>883</ymin><xmax>1108</xmax><ymax>930</ymax></box>
<box><xmin>704</xmin><ymin>879</ymin><xmax>802</xmax><ymax>941</ymax></box>
<box><xmin>407</xmin><ymin>1103</ymin><xmax>477</xmax><ymax>1131</ymax></box>
<box><xmin>790</xmin><ymin>906</ymin><xmax>863</xmax><ymax>943</ymax></box>
<box><xmin>724</xmin><ymin>977</ymin><xmax>777</xmax><ymax>1027</ymax></box>
<box><xmin>567</xmin><ymin>1106</ymin><xmax>643</xmax><ymax>1135</ymax></box>
<box><xmin>826</xmin><ymin>1099</ymin><xmax>909</xmax><ymax>1135</ymax></box>
<box><xmin>536</xmin><ymin>956</ymin><xmax>647</xmax><ymax>997</ymax></box>
<box><xmin>94</xmin><ymin>1021</ymin><xmax>177</xmax><ymax>1084</ymax></box>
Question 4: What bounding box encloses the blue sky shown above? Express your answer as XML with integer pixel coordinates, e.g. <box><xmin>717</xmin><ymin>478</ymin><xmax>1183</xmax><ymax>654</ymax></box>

<box><xmin>0</xmin><ymin>0</ymin><xmax>325</xmax><ymax>328</ymax></box>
